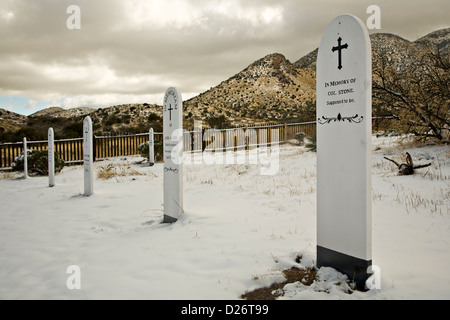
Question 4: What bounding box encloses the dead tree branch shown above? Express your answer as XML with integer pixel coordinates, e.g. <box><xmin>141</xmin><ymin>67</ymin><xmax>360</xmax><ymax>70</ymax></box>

<box><xmin>384</xmin><ymin>152</ymin><xmax>431</xmax><ymax>175</ymax></box>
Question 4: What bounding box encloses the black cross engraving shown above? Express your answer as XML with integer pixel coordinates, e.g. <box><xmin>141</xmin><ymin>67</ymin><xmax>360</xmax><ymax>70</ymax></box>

<box><xmin>332</xmin><ymin>37</ymin><xmax>348</xmax><ymax>70</ymax></box>
<box><xmin>168</xmin><ymin>103</ymin><xmax>173</xmax><ymax>121</ymax></box>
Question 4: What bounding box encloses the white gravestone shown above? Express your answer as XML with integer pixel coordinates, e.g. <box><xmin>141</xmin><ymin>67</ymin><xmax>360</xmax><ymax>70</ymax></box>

<box><xmin>23</xmin><ymin>137</ymin><xmax>28</xmax><ymax>179</ymax></box>
<box><xmin>163</xmin><ymin>87</ymin><xmax>183</xmax><ymax>223</ymax></box>
<box><xmin>316</xmin><ymin>14</ymin><xmax>372</xmax><ymax>289</ymax></box>
<box><xmin>149</xmin><ymin>128</ymin><xmax>155</xmax><ymax>166</ymax></box>
<box><xmin>48</xmin><ymin>127</ymin><xmax>55</xmax><ymax>187</ymax></box>
<box><xmin>83</xmin><ymin>116</ymin><xmax>94</xmax><ymax>196</ymax></box>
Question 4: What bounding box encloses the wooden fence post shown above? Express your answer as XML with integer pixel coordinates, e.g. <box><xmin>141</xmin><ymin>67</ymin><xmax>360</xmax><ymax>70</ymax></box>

<box><xmin>284</xmin><ymin>123</ymin><xmax>288</xmax><ymax>141</ymax></box>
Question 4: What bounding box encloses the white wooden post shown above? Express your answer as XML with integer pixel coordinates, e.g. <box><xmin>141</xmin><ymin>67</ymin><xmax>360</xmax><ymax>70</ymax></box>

<box><xmin>83</xmin><ymin>116</ymin><xmax>93</xmax><ymax>196</ymax></box>
<box><xmin>48</xmin><ymin>128</ymin><xmax>55</xmax><ymax>187</ymax></box>
<box><xmin>316</xmin><ymin>14</ymin><xmax>372</xmax><ymax>290</ymax></box>
<box><xmin>23</xmin><ymin>137</ymin><xmax>28</xmax><ymax>179</ymax></box>
<box><xmin>163</xmin><ymin>87</ymin><xmax>183</xmax><ymax>223</ymax></box>
<box><xmin>149</xmin><ymin>128</ymin><xmax>155</xmax><ymax>166</ymax></box>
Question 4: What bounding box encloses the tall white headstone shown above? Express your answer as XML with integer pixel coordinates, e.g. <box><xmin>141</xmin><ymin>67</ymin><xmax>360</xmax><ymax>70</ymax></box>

<box><xmin>149</xmin><ymin>128</ymin><xmax>155</xmax><ymax>166</ymax></box>
<box><xmin>23</xmin><ymin>137</ymin><xmax>28</xmax><ymax>179</ymax></box>
<box><xmin>163</xmin><ymin>87</ymin><xmax>183</xmax><ymax>223</ymax></box>
<box><xmin>48</xmin><ymin>127</ymin><xmax>55</xmax><ymax>187</ymax></box>
<box><xmin>316</xmin><ymin>14</ymin><xmax>372</xmax><ymax>289</ymax></box>
<box><xmin>83</xmin><ymin>116</ymin><xmax>94</xmax><ymax>196</ymax></box>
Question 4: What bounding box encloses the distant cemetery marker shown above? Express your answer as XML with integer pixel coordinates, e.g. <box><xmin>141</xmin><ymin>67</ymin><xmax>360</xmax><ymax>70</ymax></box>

<box><xmin>23</xmin><ymin>137</ymin><xmax>28</xmax><ymax>179</ymax></box>
<box><xmin>149</xmin><ymin>128</ymin><xmax>155</xmax><ymax>167</ymax></box>
<box><xmin>83</xmin><ymin>116</ymin><xmax>93</xmax><ymax>196</ymax></box>
<box><xmin>316</xmin><ymin>14</ymin><xmax>372</xmax><ymax>290</ymax></box>
<box><xmin>48</xmin><ymin>127</ymin><xmax>55</xmax><ymax>187</ymax></box>
<box><xmin>163</xmin><ymin>87</ymin><xmax>183</xmax><ymax>223</ymax></box>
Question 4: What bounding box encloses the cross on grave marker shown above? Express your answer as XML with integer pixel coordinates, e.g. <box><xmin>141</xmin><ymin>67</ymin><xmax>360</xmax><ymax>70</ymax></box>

<box><xmin>168</xmin><ymin>104</ymin><xmax>174</xmax><ymax>121</ymax></box>
<box><xmin>331</xmin><ymin>37</ymin><xmax>348</xmax><ymax>70</ymax></box>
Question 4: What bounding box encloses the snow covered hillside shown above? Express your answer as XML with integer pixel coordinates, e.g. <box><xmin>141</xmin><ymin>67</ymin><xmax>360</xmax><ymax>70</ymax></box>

<box><xmin>0</xmin><ymin>135</ymin><xmax>449</xmax><ymax>300</ymax></box>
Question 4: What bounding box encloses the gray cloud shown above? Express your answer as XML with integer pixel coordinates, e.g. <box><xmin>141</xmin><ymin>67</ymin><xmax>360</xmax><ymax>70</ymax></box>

<box><xmin>0</xmin><ymin>0</ymin><xmax>448</xmax><ymax>113</ymax></box>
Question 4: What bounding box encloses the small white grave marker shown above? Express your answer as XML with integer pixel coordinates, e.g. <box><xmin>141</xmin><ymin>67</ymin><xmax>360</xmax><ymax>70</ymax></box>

<box><xmin>163</xmin><ymin>87</ymin><xmax>183</xmax><ymax>223</ymax></box>
<box><xmin>23</xmin><ymin>137</ymin><xmax>28</xmax><ymax>179</ymax></box>
<box><xmin>83</xmin><ymin>116</ymin><xmax>93</xmax><ymax>196</ymax></box>
<box><xmin>48</xmin><ymin>127</ymin><xmax>55</xmax><ymax>187</ymax></box>
<box><xmin>149</xmin><ymin>128</ymin><xmax>155</xmax><ymax>166</ymax></box>
<box><xmin>316</xmin><ymin>14</ymin><xmax>372</xmax><ymax>289</ymax></box>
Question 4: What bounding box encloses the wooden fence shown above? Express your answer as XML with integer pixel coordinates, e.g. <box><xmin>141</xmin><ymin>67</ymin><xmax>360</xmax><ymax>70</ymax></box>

<box><xmin>0</xmin><ymin>118</ymin><xmax>391</xmax><ymax>169</ymax></box>
<box><xmin>94</xmin><ymin>133</ymin><xmax>163</xmax><ymax>160</ymax></box>
<box><xmin>188</xmin><ymin>122</ymin><xmax>316</xmax><ymax>153</ymax></box>
<box><xmin>0</xmin><ymin>133</ymin><xmax>162</xmax><ymax>169</ymax></box>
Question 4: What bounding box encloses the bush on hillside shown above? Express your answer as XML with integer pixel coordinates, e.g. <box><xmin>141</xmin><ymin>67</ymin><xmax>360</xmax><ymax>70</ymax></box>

<box><xmin>137</xmin><ymin>140</ymin><xmax>163</xmax><ymax>162</ymax></box>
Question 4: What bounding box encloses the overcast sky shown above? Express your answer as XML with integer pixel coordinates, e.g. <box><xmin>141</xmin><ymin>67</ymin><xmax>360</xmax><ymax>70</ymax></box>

<box><xmin>1</xmin><ymin>0</ymin><xmax>448</xmax><ymax>115</ymax></box>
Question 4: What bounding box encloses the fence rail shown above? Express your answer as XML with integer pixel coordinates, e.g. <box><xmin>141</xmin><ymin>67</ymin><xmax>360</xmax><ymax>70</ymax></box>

<box><xmin>0</xmin><ymin>118</ymin><xmax>393</xmax><ymax>169</ymax></box>
<box><xmin>94</xmin><ymin>133</ymin><xmax>163</xmax><ymax>160</ymax></box>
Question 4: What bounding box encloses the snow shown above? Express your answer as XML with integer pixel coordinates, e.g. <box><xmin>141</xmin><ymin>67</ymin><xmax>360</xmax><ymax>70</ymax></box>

<box><xmin>0</xmin><ymin>135</ymin><xmax>449</xmax><ymax>300</ymax></box>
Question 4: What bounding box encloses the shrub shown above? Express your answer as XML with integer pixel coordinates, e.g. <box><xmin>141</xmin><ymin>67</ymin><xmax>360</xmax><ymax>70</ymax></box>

<box><xmin>138</xmin><ymin>140</ymin><xmax>163</xmax><ymax>162</ymax></box>
<box><xmin>15</xmin><ymin>127</ymin><xmax>46</xmax><ymax>141</ymax></box>
<box><xmin>305</xmin><ymin>134</ymin><xmax>316</xmax><ymax>152</ymax></box>
<box><xmin>148</xmin><ymin>113</ymin><xmax>161</xmax><ymax>121</ymax></box>
<box><xmin>104</xmin><ymin>115</ymin><xmax>120</xmax><ymax>126</ymax></box>
<box><xmin>137</xmin><ymin>142</ymin><xmax>148</xmax><ymax>159</ymax></box>
<box><xmin>12</xmin><ymin>150</ymin><xmax>65</xmax><ymax>175</ymax></box>
<box><xmin>62</xmin><ymin>121</ymin><xmax>83</xmax><ymax>139</ymax></box>
<box><xmin>294</xmin><ymin>132</ymin><xmax>306</xmax><ymax>145</ymax></box>
<box><xmin>207</xmin><ymin>115</ymin><xmax>231</xmax><ymax>129</ymax></box>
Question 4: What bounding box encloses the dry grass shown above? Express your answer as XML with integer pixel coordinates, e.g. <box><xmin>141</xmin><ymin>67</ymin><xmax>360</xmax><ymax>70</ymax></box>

<box><xmin>97</xmin><ymin>163</ymin><xmax>143</xmax><ymax>180</ymax></box>
<box><xmin>0</xmin><ymin>171</ymin><xmax>22</xmax><ymax>180</ymax></box>
<box><xmin>402</xmin><ymin>189</ymin><xmax>449</xmax><ymax>215</ymax></box>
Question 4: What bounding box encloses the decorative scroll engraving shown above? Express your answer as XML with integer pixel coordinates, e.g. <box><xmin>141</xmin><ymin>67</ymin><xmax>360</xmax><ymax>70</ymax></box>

<box><xmin>164</xmin><ymin>167</ymin><xmax>179</xmax><ymax>174</ymax></box>
<box><xmin>318</xmin><ymin>113</ymin><xmax>364</xmax><ymax>124</ymax></box>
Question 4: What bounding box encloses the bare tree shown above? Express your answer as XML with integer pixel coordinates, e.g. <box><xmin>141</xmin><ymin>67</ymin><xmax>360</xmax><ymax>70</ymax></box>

<box><xmin>373</xmin><ymin>43</ymin><xmax>449</xmax><ymax>142</ymax></box>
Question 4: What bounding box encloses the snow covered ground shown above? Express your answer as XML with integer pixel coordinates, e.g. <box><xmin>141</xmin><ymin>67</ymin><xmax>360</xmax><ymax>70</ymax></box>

<box><xmin>0</xmin><ymin>135</ymin><xmax>449</xmax><ymax>300</ymax></box>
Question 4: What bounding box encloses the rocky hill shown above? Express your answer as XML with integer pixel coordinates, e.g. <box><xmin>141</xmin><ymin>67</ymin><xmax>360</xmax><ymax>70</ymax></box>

<box><xmin>0</xmin><ymin>109</ymin><xmax>28</xmax><ymax>134</ymax></box>
<box><xmin>0</xmin><ymin>103</ymin><xmax>163</xmax><ymax>142</ymax></box>
<box><xmin>89</xmin><ymin>103</ymin><xmax>162</xmax><ymax>134</ymax></box>
<box><xmin>184</xmin><ymin>28</ymin><xmax>449</xmax><ymax>125</ymax></box>
<box><xmin>184</xmin><ymin>53</ymin><xmax>316</xmax><ymax>124</ymax></box>
<box><xmin>416</xmin><ymin>28</ymin><xmax>450</xmax><ymax>54</ymax></box>
<box><xmin>29</xmin><ymin>106</ymin><xmax>96</xmax><ymax>119</ymax></box>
